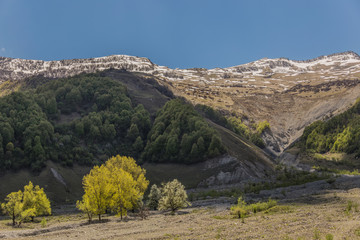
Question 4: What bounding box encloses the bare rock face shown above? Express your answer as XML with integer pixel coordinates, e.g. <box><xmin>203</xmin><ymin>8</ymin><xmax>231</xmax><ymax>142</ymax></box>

<box><xmin>1</xmin><ymin>51</ymin><xmax>360</xmax><ymax>155</ymax></box>
<box><xmin>198</xmin><ymin>155</ymin><xmax>269</xmax><ymax>187</ymax></box>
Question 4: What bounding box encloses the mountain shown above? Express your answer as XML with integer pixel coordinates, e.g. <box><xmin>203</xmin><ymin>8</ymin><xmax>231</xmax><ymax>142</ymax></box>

<box><xmin>1</xmin><ymin>51</ymin><xmax>360</xmax><ymax>156</ymax></box>
<box><xmin>0</xmin><ymin>69</ymin><xmax>275</xmax><ymax>202</ymax></box>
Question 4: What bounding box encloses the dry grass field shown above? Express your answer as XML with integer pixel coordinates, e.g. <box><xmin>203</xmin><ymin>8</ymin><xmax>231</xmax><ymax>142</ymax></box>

<box><xmin>2</xmin><ymin>176</ymin><xmax>360</xmax><ymax>240</ymax></box>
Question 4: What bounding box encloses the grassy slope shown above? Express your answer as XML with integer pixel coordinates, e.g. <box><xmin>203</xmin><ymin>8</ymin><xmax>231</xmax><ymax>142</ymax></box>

<box><xmin>101</xmin><ymin>70</ymin><xmax>173</xmax><ymax>115</ymax></box>
<box><xmin>0</xmin><ymin>162</ymin><xmax>90</xmax><ymax>205</ymax></box>
<box><xmin>209</xmin><ymin>120</ymin><xmax>273</xmax><ymax>167</ymax></box>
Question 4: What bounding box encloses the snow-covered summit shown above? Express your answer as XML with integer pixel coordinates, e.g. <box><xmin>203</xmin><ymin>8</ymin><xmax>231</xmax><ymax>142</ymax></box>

<box><xmin>0</xmin><ymin>51</ymin><xmax>359</xmax><ymax>88</ymax></box>
<box><xmin>0</xmin><ymin>55</ymin><xmax>157</xmax><ymax>81</ymax></box>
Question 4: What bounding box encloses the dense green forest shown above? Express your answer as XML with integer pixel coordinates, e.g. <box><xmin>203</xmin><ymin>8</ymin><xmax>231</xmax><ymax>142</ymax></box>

<box><xmin>142</xmin><ymin>99</ymin><xmax>225</xmax><ymax>163</ymax></box>
<box><xmin>0</xmin><ymin>74</ymin><xmax>224</xmax><ymax>171</ymax></box>
<box><xmin>300</xmin><ymin>98</ymin><xmax>360</xmax><ymax>156</ymax></box>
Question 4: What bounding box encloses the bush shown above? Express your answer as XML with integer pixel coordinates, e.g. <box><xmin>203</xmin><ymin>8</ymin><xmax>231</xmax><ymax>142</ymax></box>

<box><xmin>158</xmin><ymin>179</ymin><xmax>191</xmax><ymax>213</ymax></box>
<box><xmin>41</xmin><ymin>217</ymin><xmax>47</xmax><ymax>228</ymax></box>
<box><xmin>325</xmin><ymin>233</ymin><xmax>334</xmax><ymax>240</ymax></box>
<box><xmin>230</xmin><ymin>197</ymin><xmax>278</xmax><ymax>221</ymax></box>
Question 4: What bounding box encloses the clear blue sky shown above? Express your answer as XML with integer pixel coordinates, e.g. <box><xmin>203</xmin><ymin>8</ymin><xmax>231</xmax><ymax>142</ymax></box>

<box><xmin>0</xmin><ymin>0</ymin><xmax>359</xmax><ymax>69</ymax></box>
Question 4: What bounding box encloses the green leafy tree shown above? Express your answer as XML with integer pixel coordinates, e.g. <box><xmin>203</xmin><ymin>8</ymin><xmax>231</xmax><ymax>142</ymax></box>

<box><xmin>127</xmin><ymin>123</ymin><xmax>140</xmax><ymax>142</ymax></box>
<box><xmin>75</xmin><ymin>122</ymin><xmax>85</xmax><ymax>136</ymax></box>
<box><xmin>132</xmin><ymin>136</ymin><xmax>144</xmax><ymax>153</ymax></box>
<box><xmin>46</xmin><ymin>96</ymin><xmax>57</xmax><ymax>114</ymax></box>
<box><xmin>190</xmin><ymin>143</ymin><xmax>199</xmax><ymax>160</ymax></box>
<box><xmin>5</xmin><ymin>142</ymin><xmax>14</xmax><ymax>158</ymax></box>
<box><xmin>158</xmin><ymin>179</ymin><xmax>191</xmax><ymax>213</ymax></box>
<box><xmin>32</xmin><ymin>136</ymin><xmax>45</xmax><ymax>169</ymax></box>
<box><xmin>101</xmin><ymin>123</ymin><xmax>116</xmax><ymax>140</ymax></box>
<box><xmin>147</xmin><ymin>184</ymin><xmax>162</xmax><ymax>210</ymax></box>
<box><xmin>0</xmin><ymin>134</ymin><xmax>4</xmax><ymax>161</ymax></box>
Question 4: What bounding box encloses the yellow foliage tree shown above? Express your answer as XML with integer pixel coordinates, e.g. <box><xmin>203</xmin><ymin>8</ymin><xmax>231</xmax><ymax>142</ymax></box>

<box><xmin>108</xmin><ymin>166</ymin><xmax>139</xmax><ymax>219</ymax></box>
<box><xmin>1</xmin><ymin>182</ymin><xmax>51</xmax><ymax>226</ymax></box>
<box><xmin>1</xmin><ymin>190</ymin><xmax>23</xmax><ymax>226</ymax></box>
<box><xmin>77</xmin><ymin>155</ymin><xmax>149</xmax><ymax>222</ymax></box>
<box><xmin>78</xmin><ymin>165</ymin><xmax>111</xmax><ymax>221</ymax></box>
<box><xmin>22</xmin><ymin>181</ymin><xmax>51</xmax><ymax>222</ymax></box>
<box><xmin>105</xmin><ymin>155</ymin><xmax>148</xmax><ymax>194</ymax></box>
<box><xmin>76</xmin><ymin>193</ymin><xmax>93</xmax><ymax>222</ymax></box>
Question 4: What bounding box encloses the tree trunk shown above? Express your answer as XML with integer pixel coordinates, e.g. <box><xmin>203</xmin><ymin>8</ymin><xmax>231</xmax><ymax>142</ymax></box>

<box><xmin>12</xmin><ymin>212</ymin><xmax>15</xmax><ymax>226</ymax></box>
<box><xmin>98</xmin><ymin>214</ymin><xmax>101</xmax><ymax>221</ymax></box>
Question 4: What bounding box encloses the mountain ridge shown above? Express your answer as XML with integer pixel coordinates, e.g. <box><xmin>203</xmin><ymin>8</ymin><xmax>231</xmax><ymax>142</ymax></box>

<box><xmin>1</xmin><ymin>51</ymin><xmax>360</xmax><ymax>156</ymax></box>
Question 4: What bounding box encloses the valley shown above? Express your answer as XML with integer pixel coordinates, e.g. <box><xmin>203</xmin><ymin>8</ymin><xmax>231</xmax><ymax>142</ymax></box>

<box><xmin>1</xmin><ymin>51</ymin><xmax>360</xmax><ymax>156</ymax></box>
<box><xmin>0</xmin><ymin>52</ymin><xmax>360</xmax><ymax>239</ymax></box>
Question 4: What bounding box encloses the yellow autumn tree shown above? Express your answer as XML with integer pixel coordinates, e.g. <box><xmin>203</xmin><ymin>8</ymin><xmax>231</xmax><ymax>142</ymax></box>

<box><xmin>107</xmin><ymin>165</ymin><xmax>138</xmax><ymax>219</ymax></box>
<box><xmin>22</xmin><ymin>181</ymin><xmax>51</xmax><ymax>222</ymax></box>
<box><xmin>77</xmin><ymin>165</ymin><xmax>111</xmax><ymax>221</ymax></box>
<box><xmin>1</xmin><ymin>182</ymin><xmax>51</xmax><ymax>226</ymax></box>
<box><xmin>105</xmin><ymin>155</ymin><xmax>148</xmax><ymax>194</ymax></box>
<box><xmin>1</xmin><ymin>191</ymin><xmax>23</xmax><ymax>226</ymax></box>
<box><xmin>77</xmin><ymin>155</ymin><xmax>149</xmax><ymax>222</ymax></box>
<box><xmin>76</xmin><ymin>192</ymin><xmax>93</xmax><ymax>222</ymax></box>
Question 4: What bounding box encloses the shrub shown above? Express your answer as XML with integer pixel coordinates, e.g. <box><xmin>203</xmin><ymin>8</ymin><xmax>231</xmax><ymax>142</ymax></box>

<box><xmin>230</xmin><ymin>197</ymin><xmax>278</xmax><ymax>221</ymax></box>
<box><xmin>325</xmin><ymin>233</ymin><xmax>334</xmax><ymax>240</ymax></box>
<box><xmin>41</xmin><ymin>217</ymin><xmax>47</xmax><ymax>228</ymax></box>
<box><xmin>158</xmin><ymin>179</ymin><xmax>191</xmax><ymax>213</ymax></box>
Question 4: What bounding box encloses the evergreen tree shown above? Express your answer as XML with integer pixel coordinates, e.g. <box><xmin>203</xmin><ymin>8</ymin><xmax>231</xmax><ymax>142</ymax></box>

<box><xmin>147</xmin><ymin>184</ymin><xmax>161</xmax><ymax>210</ymax></box>
<box><xmin>132</xmin><ymin>136</ymin><xmax>144</xmax><ymax>153</ymax></box>
<box><xmin>127</xmin><ymin>123</ymin><xmax>140</xmax><ymax>142</ymax></box>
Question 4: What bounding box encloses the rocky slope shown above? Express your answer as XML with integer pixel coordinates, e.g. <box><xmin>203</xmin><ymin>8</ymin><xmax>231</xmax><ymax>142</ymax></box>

<box><xmin>1</xmin><ymin>51</ymin><xmax>360</xmax><ymax>155</ymax></box>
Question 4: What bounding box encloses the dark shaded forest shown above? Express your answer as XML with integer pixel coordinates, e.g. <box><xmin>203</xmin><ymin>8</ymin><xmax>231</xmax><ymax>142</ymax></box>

<box><xmin>0</xmin><ymin>74</ymin><xmax>225</xmax><ymax>171</ymax></box>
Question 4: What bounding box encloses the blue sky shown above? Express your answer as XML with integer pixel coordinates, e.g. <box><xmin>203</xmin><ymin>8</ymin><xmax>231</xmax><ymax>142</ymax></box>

<box><xmin>0</xmin><ymin>0</ymin><xmax>359</xmax><ymax>69</ymax></box>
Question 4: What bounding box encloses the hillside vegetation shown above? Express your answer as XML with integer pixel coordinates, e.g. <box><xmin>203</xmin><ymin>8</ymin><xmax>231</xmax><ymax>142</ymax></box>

<box><xmin>195</xmin><ymin>104</ymin><xmax>269</xmax><ymax>148</ymax></box>
<box><xmin>0</xmin><ymin>74</ymin><xmax>224</xmax><ymax>171</ymax></box>
<box><xmin>300</xmin><ymin>98</ymin><xmax>360</xmax><ymax>156</ymax></box>
<box><xmin>142</xmin><ymin>100</ymin><xmax>225</xmax><ymax>163</ymax></box>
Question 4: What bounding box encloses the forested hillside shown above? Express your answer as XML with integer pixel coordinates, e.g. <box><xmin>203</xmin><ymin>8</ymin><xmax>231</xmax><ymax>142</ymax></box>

<box><xmin>0</xmin><ymin>74</ymin><xmax>224</xmax><ymax>171</ymax></box>
<box><xmin>300</xmin><ymin>98</ymin><xmax>360</xmax><ymax>156</ymax></box>
<box><xmin>142</xmin><ymin>99</ymin><xmax>225</xmax><ymax>163</ymax></box>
